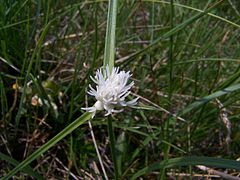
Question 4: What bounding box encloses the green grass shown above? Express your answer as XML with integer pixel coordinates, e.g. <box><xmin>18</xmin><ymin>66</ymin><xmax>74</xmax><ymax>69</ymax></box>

<box><xmin>1</xmin><ymin>0</ymin><xmax>240</xmax><ymax>179</ymax></box>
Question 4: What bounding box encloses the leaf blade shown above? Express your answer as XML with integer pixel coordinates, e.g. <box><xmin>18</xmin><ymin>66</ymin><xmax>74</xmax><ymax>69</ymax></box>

<box><xmin>3</xmin><ymin>112</ymin><xmax>92</xmax><ymax>180</ymax></box>
<box><xmin>131</xmin><ymin>156</ymin><xmax>240</xmax><ymax>179</ymax></box>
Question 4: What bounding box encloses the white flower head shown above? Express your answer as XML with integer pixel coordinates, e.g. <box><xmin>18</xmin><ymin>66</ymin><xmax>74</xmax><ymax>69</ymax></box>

<box><xmin>82</xmin><ymin>65</ymin><xmax>138</xmax><ymax>117</ymax></box>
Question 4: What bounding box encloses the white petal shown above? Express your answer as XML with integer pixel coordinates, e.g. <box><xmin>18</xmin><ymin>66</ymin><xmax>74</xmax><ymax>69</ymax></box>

<box><xmin>90</xmin><ymin>75</ymin><xmax>98</xmax><ymax>84</ymax></box>
<box><xmin>112</xmin><ymin>109</ymin><xmax>124</xmax><ymax>113</ymax></box>
<box><xmin>126</xmin><ymin>97</ymin><xmax>139</xmax><ymax>106</ymax></box>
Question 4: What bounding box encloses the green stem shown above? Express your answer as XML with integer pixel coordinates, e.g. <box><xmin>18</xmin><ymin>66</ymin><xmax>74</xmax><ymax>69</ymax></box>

<box><xmin>169</xmin><ymin>0</ymin><xmax>174</xmax><ymax>101</ymax></box>
<box><xmin>107</xmin><ymin>118</ymin><xmax>119</xmax><ymax>179</ymax></box>
<box><xmin>161</xmin><ymin>1</ymin><xmax>174</xmax><ymax>179</ymax></box>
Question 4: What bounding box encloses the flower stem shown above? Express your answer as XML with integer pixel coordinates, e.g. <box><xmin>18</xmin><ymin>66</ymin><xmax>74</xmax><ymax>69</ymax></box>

<box><xmin>107</xmin><ymin>117</ymin><xmax>119</xmax><ymax>179</ymax></box>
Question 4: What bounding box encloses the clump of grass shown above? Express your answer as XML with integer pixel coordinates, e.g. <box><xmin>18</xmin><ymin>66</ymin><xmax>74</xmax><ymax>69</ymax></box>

<box><xmin>1</xmin><ymin>0</ymin><xmax>240</xmax><ymax>179</ymax></box>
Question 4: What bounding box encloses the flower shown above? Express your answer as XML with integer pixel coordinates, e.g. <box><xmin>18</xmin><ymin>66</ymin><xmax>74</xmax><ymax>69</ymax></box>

<box><xmin>82</xmin><ymin>65</ymin><xmax>138</xmax><ymax>117</ymax></box>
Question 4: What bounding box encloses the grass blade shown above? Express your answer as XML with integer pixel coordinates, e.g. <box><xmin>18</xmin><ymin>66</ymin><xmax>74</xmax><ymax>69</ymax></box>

<box><xmin>15</xmin><ymin>22</ymin><xmax>51</xmax><ymax>126</ymax></box>
<box><xmin>2</xmin><ymin>112</ymin><xmax>92</xmax><ymax>180</ymax></box>
<box><xmin>119</xmin><ymin>0</ymin><xmax>225</xmax><ymax>65</ymax></box>
<box><xmin>151</xmin><ymin>0</ymin><xmax>240</xmax><ymax>28</ymax></box>
<box><xmin>131</xmin><ymin>156</ymin><xmax>240</xmax><ymax>179</ymax></box>
<box><xmin>121</xmin><ymin>6</ymin><xmax>212</xmax><ymax>63</ymax></box>
<box><xmin>107</xmin><ymin>118</ymin><xmax>119</xmax><ymax>179</ymax></box>
<box><xmin>180</xmin><ymin>83</ymin><xmax>240</xmax><ymax>115</ymax></box>
<box><xmin>103</xmin><ymin>0</ymin><xmax>118</xmax><ymax>71</ymax></box>
<box><xmin>0</xmin><ymin>152</ymin><xmax>44</xmax><ymax>180</ymax></box>
<box><xmin>168</xmin><ymin>0</ymin><xmax>174</xmax><ymax>100</ymax></box>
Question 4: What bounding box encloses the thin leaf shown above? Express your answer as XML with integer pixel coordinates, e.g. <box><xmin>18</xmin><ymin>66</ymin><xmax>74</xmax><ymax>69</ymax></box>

<box><xmin>122</xmin><ymin>6</ymin><xmax>211</xmax><ymax>63</ymax></box>
<box><xmin>103</xmin><ymin>0</ymin><xmax>118</xmax><ymax>71</ymax></box>
<box><xmin>115</xmin><ymin>131</ymin><xmax>126</xmax><ymax>176</ymax></box>
<box><xmin>180</xmin><ymin>83</ymin><xmax>240</xmax><ymax>115</ymax></box>
<box><xmin>107</xmin><ymin>118</ymin><xmax>119</xmax><ymax>180</ymax></box>
<box><xmin>15</xmin><ymin>21</ymin><xmax>51</xmax><ymax>126</ymax></box>
<box><xmin>2</xmin><ymin>112</ymin><xmax>92</xmax><ymax>180</ymax></box>
<box><xmin>143</xmin><ymin>0</ymin><xmax>240</xmax><ymax>28</ymax></box>
<box><xmin>131</xmin><ymin>156</ymin><xmax>240</xmax><ymax>179</ymax></box>
<box><xmin>0</xmin><ymin>152</ymin><xmax>44</xmax><ymax>180</ymax></box>
<box><xmin>120</xmin><ymin>0</ymin><xmax>225</xmax><ymax>64</ymax></box>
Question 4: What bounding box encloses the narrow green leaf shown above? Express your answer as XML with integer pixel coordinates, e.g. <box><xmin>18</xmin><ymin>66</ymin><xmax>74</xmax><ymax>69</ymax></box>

<box><xmin>143</xmin><ymin>0</ymin><xmax>240</xmax><ymax>28</ymax></box>
<box><xmin>0</xmin><ymin>152</ymin><xmax>44</xmax><ymax>180</ymax></box>
<box><xmin>15</xmin><ymin>21</ymin><xmax>51</xmax><ymax>126</ymax></box>
<box><xmin>123</xmin><ymin>8</ymin><xmax>210</xmax><ymax>63</ymax></box>
<box><xmin>103</xmin><ymin>0</ymin><xmax>118</xmax><ymax>71</ymax></box>
<box><xmin>107</xmin><ymin>118</ymin><xmax>119</xmax><ymax>180</ymax></box>
<box><xmin>168</xmin><ymin>0</ymin><xmax>174</xmax><ymax>100</ymax></box>
<box><xmin>3</xmin><ymin>112</ymin><xmax>92</xmax><ymax>180</ymax></box>
<box><xmin>131</xmin><ymin>156</ymin><xmax>240</xmax><ymax>179</ymax></box>
<box><xmin>217</xmin><ymin>68</ymin><xmax>240</xmax><ymax>90</ymax></box>
<box><xmin>180</xmin><ymin>83</ymin><xmax>240</xmax><ymax>115</ymax></box>
<box><xmin>115</xmin><ymin>131</ymin><xmax>126</xmax><ymax>176</ymax></box>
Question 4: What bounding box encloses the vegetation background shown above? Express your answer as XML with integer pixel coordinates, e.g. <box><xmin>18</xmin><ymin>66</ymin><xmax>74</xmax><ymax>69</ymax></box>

<box><xmin>1</xmin><ymin>0</ymin><xmax>240</xmax><ymax>179</ymax></box>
